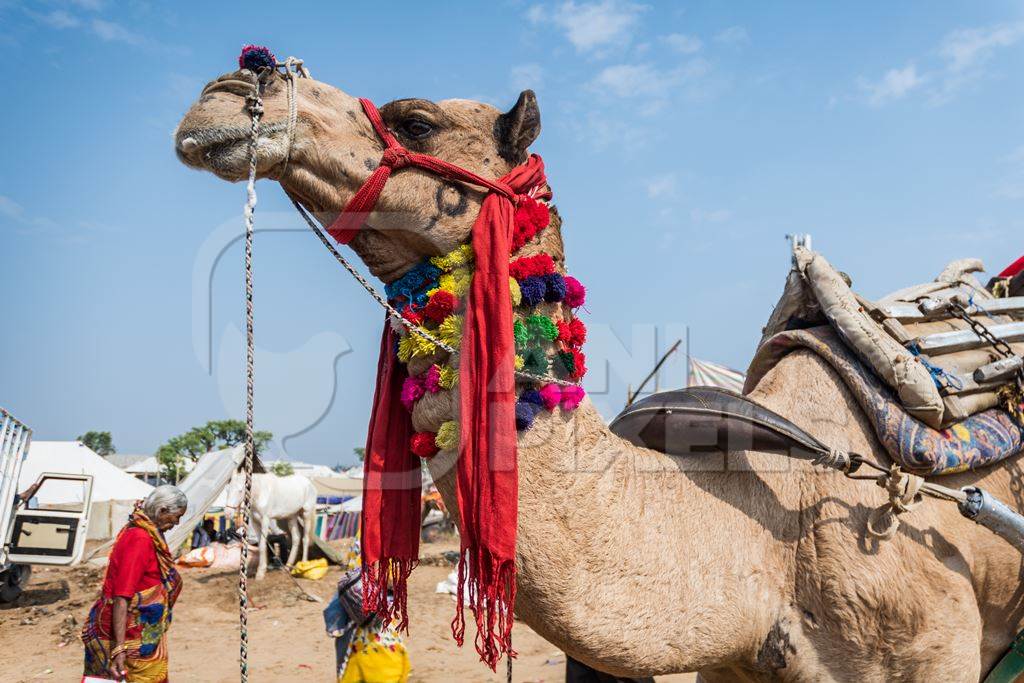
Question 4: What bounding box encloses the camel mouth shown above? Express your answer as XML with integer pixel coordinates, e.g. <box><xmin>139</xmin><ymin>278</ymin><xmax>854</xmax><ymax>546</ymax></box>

<box><xmin>174</xmin><ymin>122</ymin><xmax>287</xmax><ymax>180</ymax></box>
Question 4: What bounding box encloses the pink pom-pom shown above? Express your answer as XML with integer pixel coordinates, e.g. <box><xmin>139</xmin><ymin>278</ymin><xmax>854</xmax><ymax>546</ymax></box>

<box><xmin>538</xmin><ymin>384</ymin><xmax>561</xmax><ymax>411</ymax></box>
<box><xmin>564</xmin><ymin>276</ymin><xmax>586</xmax><ymax>308</ymax></box>
<box><xmin>400</xmin><ymin>376</ymin><xmax>425</xmax><ymax>410</ymax></box>
<box><xmin>424</xmin><ymin>364</ymin><xmax>442</xmax><ymax>393</ymax></box>
<box><xmin>559</xmin><ymin>385</ymin><xmax>585</xmax><ymax>411</ymax></box>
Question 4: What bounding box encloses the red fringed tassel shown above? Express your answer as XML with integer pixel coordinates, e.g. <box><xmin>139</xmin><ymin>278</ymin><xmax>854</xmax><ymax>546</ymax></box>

<box><xmin>362</xmin><ymin>558</ymin><xmax>418</xmax><ymax>632</ymax></box>
<box><xmin>452</xmin><ymin>551</ymin><xmax>518</xmax><ymax>670</ymax></box>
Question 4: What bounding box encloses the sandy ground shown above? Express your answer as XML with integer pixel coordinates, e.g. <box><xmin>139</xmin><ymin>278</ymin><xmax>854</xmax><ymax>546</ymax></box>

<box><xmin>0</xmin><ymin>539</ymin><xmax>696</xmax><ymax>683</ymax></box>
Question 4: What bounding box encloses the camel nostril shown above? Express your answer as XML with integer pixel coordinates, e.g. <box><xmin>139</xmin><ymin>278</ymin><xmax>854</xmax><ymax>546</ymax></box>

<box><xmin>179</xmin><ymin>137</ymin><xmax>198</xmax><ymax>153</ymax></box>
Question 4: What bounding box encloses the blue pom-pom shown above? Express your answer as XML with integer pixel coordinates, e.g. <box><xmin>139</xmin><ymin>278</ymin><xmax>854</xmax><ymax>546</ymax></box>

<box><xmin>519</xmin><ymin>276</ymin><xmax>546</xmax><ymax>307</ymax></box>
<box><xmin>519</xmin><ymin>389</ymin><xmax>543</xmax><ymax>406</ymax></box>
<box><xmin>239</xmin><ymin>44</ymin><xmax>277</xmax><ymax>72</ymax></box>
<box><xmin>515</xmin><ymin>400</ymin><xmax>542</xmax><ymax>431</ymax></box>
<box><xmin>543</xmin><ymin>273</ymin><xmax>566</xmax><ymax>303</ymax></box>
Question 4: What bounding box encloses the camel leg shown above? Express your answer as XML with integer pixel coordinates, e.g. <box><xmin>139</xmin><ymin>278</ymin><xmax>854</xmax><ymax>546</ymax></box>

<box><xmin>255</xmin><ymin>517</ymin><xmax>267</xmax><ymax>580</ymax></box>
<box><xmin>286</xmin><ymin>517</ymin><xmax>301</xmax><ymax>567</ymax></box>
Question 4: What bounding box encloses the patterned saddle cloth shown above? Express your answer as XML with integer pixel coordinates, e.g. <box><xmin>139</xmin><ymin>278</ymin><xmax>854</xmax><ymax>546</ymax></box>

<box><xmin>746</xmin><ymin>327</ymin><xmax>1023</xmax><ymax>475</ymax></box>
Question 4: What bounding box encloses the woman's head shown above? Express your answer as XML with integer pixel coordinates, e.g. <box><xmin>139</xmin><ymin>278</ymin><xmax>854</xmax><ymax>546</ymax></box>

<box><xmin>143</xmin><ymin>485</ymin><xmax>188</xmax><ymax>532</ymax></box>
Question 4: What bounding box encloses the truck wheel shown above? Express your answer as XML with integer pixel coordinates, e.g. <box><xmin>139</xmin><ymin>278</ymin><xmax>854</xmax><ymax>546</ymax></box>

<box><xmin>0</xmin><ymin>564</ymin><xmax>31</xmax><ymax>603</ymax></box>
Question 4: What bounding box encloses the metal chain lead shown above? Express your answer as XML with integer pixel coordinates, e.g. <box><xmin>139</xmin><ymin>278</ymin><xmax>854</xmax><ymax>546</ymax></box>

<box><xmin>950</xmin><ymin>300</ymin><xmax>1024</xmax><ymax>390</ymax></box>
<box><xmin>238</xmin><ymin>85</ymin><xmax>263</xmax><ymax>683</ymax></box>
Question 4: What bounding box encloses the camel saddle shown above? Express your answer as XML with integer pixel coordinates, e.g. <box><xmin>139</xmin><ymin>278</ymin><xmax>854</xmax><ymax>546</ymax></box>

<box><xmin>754</xmin><ymin>247</ymin><xmax>1024</xmax><ymax>430</ymax></box>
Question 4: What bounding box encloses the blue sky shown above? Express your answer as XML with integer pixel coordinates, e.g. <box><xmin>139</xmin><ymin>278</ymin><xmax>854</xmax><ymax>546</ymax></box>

<box><xmin>3</xmin><ymin>1</ymin><xmax>1024</xmax><ymax>466</ymax></box>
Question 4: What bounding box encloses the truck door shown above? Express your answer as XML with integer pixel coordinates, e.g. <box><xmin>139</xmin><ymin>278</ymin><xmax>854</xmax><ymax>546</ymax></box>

<box><xmin>5</xmin><ymin>473</ymin><xmax>94</xmax><ymax>566</ymax></box>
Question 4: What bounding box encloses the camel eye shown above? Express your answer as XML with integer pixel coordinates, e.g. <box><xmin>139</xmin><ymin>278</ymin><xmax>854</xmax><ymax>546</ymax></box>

<box><xmin>399</xmin><ymin>117</ymin><xmax>434</xmax><ymax>139</ymax></box>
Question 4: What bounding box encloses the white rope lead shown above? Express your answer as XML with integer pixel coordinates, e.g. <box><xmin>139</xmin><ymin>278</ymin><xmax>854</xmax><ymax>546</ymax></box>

<box><xmin>238</xmin><ymin>84</ymin><xmax>262</xmax><ymax>683</ymax></box>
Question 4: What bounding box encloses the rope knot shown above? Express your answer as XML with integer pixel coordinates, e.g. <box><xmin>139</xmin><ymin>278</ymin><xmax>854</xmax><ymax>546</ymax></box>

<box><xmin>381</xmin><ymin>147</ymin><xmax>412</xmax><ymax>170</ymax></box>
<box><xmin>867</xmin><ymin>465</ymin><xmax>924</xmax><ymax>540</ymax></box>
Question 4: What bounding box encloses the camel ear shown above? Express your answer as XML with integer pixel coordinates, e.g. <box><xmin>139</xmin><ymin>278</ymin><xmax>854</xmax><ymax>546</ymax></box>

<box><xmin>496</xmin><ymin>90</ymin><xmax>541</xmax><ymax>164</ymax></box>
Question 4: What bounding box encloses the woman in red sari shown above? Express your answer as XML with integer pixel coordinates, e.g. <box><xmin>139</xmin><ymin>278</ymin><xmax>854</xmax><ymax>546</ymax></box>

<box><xmin>82</xmin><ymin>485</ymin><xmax>187</xmax><ymax>682</ymax></box>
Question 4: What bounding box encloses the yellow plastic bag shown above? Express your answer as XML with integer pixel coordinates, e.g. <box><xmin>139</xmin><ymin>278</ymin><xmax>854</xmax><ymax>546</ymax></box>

<box><xmin>291</xmin><ymin>558</ymin><xmax>328</xmax><ymax>580</ymax></box>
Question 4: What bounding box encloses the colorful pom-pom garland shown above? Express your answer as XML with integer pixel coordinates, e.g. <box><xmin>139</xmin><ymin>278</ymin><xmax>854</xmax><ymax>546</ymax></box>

<box><xmin>385</xmin><ymin>184</ymin><xmax>587</xmax><ymax>454</ymax></box>
<box><xmin>239</xmin><ymin>45</ymin><xmax>277</xmax><ymax>72</ymax></box>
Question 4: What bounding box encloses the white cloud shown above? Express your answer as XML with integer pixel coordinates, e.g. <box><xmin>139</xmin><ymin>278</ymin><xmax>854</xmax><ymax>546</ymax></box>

<box><xmin>529</xmin><ymin>0</ymin><xmax>647</xmax><ymax>53</ymax></box>
<box><xmin>645</xmin><ymin>173</ymin><xmax>677</xmax><ymax>198</ymax></box>
<box><xmin>39</xmin><ymin>10</ymin><xmax>81</xmax><ymax>29</ymax></box>
<box><xmin>591</xmin><ymin>60</ymin><xmax>709</xmax><ymax>98</ymax></box>
<box><xmin>855</xmin><ymin>21</ymin><xmax>1024</xmax><ymax>107</ymax></box>
<box><xmin>663</xmin><ymin>33</ymin><xmax>702</xmax><ymax>54</ymax></box>
<box><xmin>0</xmin><ymin>195</ymin><xmax>25</xmax><ymax>219</ymax></box>
<box><xmin>91</xmin><ymin>19</ymin><xmax>143</xmax><ymax>45</ymax></box>
<box><xmin>691</xmin><ymin>208</ymin><xmax>733</xmax><ymax>223</ymax></box>
<box><xmin>858</xmin><ymin>64</ymin><xmax>924</xmax><ymax>106</ymax></box>
<box><xmin>714</xmin><ymin>26</ymin><xmax>749</xmax><ymax>46</ymax></box>
<box><xmin>510</xmin><ymin>63</ymin><xmax>544</xmax><ymax>91</ymax></box>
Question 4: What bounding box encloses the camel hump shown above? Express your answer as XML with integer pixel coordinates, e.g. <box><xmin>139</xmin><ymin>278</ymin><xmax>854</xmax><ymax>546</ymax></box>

<box><xmin>609</xmin><ymin>386</ymin><xmax>834</xmax><ymax>463</ymax></box>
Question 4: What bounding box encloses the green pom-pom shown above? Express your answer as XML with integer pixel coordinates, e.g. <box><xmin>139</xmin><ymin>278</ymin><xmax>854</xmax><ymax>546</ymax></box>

<box><xmin>435</xmin><ymin>421</ymin><xmax>459</xmax><ymax>451</ymax></box>
<box><xmin>522</xmin><ymin>347</ymin><xmax>549</xmax><ymax>375</ymax></box>
<box><xmin>526</xmin><ymin>314</ymin><xmax>558</xmax><ymax>342</ymax></box>
<box><xmin>513</xmin><ymin>319</ymin><xmax>529</xmax><ymax>348</ymax></box>
<box><xmin>554</xmin><ymin>350</ymin><xmax>576</xmax><ymax>379</ymax></box>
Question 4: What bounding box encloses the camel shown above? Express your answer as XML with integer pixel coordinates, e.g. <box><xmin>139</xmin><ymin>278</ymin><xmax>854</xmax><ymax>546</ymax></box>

<box><xmin>174</xmin><ymin>65</ymin><xmax>1024</xmax><ymax>681</ymax></box>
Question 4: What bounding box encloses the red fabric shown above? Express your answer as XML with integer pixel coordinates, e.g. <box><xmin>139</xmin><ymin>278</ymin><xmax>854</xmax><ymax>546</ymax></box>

<box><xmin>102</xmin><ymin>527</ymin><xmax>161</xmax><ymax>599</ymax></box>
<box><xmin>360</xmin><ymin>324</ymin><xmax>419</xmax><ymax>630</ymax></box>
<box><xmin>999</xmin><ymin>255</ymin><xmax>1024</xmax><ymax>278</ymax></box>
<box><xmin>347</xmin><ymin>98</ymin><xmax>546</xmax><ymax>670</ymax></box>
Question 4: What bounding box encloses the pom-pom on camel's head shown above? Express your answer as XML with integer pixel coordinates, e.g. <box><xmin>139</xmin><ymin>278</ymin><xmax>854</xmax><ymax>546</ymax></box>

<box><xmin>174</xmin><ymin>60</ymin><xmax>540</xmax><ymax>282</ymax></box>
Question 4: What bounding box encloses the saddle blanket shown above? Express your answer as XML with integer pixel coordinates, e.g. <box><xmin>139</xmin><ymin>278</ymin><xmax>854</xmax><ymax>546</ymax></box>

<box><xmin>746</xmin><ymin>327</ymin><xmax>1024</xmax><ymax>475</ymax></box>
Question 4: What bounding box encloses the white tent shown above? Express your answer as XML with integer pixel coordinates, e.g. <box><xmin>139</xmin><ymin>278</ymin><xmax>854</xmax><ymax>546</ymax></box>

<box><xmin>20</xmin><ymin>441</ymin><xmax>154</xmax><ymax>505</ymax></box>
<box><xmin>688</xmin><ymin>358</ymin><xmax>746</xmax><ymax>394</ymax></box>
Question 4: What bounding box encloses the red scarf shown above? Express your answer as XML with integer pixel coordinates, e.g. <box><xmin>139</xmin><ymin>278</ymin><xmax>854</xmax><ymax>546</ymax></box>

<box><xmin>329</xmin><ymin>99</ymin><xmax>545</xmax><ymax>670</ymax></box>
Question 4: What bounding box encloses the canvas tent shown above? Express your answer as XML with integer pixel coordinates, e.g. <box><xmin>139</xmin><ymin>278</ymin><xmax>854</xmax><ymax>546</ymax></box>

<box><xmin>688</xmin><ymin>357</ymin><xmax>746</xmax><ymax>394</ymax></box>
<box><xmin>19</xmin><ymin>441</ymin><xmax>154</xmax><ymax>540</ymax></box>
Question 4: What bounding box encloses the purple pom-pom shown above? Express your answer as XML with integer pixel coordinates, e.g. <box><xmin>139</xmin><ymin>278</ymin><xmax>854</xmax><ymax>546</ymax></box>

<box><xmin>239</xmin><ymin>44</ymin><xmax>277</xmax><ymax>72</ymax></box>
<box><xmin>519</xmin><ymin>276</ymin><xmax>546</xmax><ymax>307</ymax></box>
<box><xmin>515</xmin><ymin>400</ymin><xmax>542</xmax><ymax>431</ymax></box>
<box><xmin>543</xmin><ymin>273</ymin><xmax>566</xmax><ymax>303</ymax></box>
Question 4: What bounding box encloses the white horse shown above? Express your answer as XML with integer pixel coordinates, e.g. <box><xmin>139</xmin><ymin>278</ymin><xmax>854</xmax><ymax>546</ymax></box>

<box><xmin>225</xmin><ymin>469</ymin><xmax>317</xmax><ymax>580</ymax></box>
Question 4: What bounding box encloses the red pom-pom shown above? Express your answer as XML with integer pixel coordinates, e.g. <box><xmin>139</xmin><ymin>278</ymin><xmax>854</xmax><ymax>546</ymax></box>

<box><xmin>570</xmin><ymin>348</ymin><xmax>587</xmax><ymax>380</ymax></box>
<box><xmin>402</xmin><ymin>308</ymin><xmax>423</xmax><ymax>326</ymax></box>
<box><xmin>512</xmin><ymin>198</ymin><xmax>551</xmax><ymax>252</ymax></box>
<box><xmin>509</xmin><ymin>254</ymin><xmax>555</xmax><ymax>280</ymax></box>
<box><xmin>557</xmin><ymin>318</ymin><xmax>587</xmax><ymax>347</ymax></box>
<box><xmin>410</xmin><ymin>432</ymin><xmax>439</xmax><ymax>458</ymax></box>
<box><xmin>423</xmin><ymin>290</ymin><xmax>458</xmax><ymax>323</ymax></box>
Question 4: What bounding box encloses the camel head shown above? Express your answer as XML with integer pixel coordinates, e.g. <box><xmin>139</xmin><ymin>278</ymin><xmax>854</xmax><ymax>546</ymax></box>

<box><xmin>175</xmin><ymin>64</ymin><xmax>541</xmax><ymax>282</ymax></box>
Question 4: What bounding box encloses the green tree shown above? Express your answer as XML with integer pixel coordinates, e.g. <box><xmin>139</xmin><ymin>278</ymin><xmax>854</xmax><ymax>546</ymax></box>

<box><xmin>353</xmin><ymin>447</ymin><xmax>365</xmax><ymax>463</ymax></box>
<box><xmin>156</xmin><ymin>420</ymin><xmax>272</xmax><ymax>483</ymax></box>
<box><xmin>78</xmin><ymin>431</ymin><xmax>115</xmax><ymax>456</ymax></box>
<box><xmin>270</xmin><ymin>461</ymin><xmax>294</xmax><ymax>477</ymax></box>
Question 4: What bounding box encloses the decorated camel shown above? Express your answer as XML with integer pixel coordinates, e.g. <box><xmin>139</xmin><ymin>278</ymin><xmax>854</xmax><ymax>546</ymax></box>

<box><xmin>174</xmin><ymin>57</ymin><xmax>1024</xmax><ymax>681</ymax></box>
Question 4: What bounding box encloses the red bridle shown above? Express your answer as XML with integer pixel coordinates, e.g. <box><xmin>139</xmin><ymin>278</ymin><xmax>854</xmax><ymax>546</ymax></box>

<box><xmin>325</xmin><ymin>98</ymin><xmax>519</xmax><ymax>244</ymax></box>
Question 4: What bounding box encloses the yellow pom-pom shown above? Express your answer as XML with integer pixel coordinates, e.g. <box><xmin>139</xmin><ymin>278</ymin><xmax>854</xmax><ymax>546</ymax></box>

<box><xmin>410</xmin><ymin>331</ymin><xmax>437</xmax><ymax>357</ymax></box>
<box><xmin>514</xmin><ymin>354</ymin><xmax>524</xmax><ymax>370</ymax></box>
<box><xmin>436</xmin><ymin>273</ymin><xmax>456</xmax><ymax>294</ymax></box>
<box><xmin>435</xmin><ymin>421</ymin><xmax>459</xmax><ymax>451</ymax></box>
<box><xmin>438</xmin><ymin>314</ymin><xmax>463</xmax><ymax>347</ymax></box>
<box><xmin>397</xmin><ymin>335</ymin><xmax>414</xmax><ymax>363</ymax></box>
<box><xmin>509</xmin><ymin>277</ymin><xmax>521</xmax><ymax>307</ymax></box>
<box><xmin>430</xmin><ymin>244</ymin><xmax>475</xmax><ymax>272</ymax></box>
<box><xmin>439</xmin><ymin>365</ymin><xmax>458</xmax><ymax>389</ymax></box>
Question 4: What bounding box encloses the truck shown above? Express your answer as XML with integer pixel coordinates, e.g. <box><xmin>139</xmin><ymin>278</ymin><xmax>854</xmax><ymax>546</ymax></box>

<box><xmin>0</xmin><ymin>407</ymin><xmax>94</xmax><ymax>602</ymax></box>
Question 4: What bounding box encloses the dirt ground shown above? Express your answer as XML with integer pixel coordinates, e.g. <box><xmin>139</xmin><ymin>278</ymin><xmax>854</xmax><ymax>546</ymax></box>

<box><xmin>0</xmin><ymin>538</ymin><xmax>696</xmax><ymax>682</ymax></box>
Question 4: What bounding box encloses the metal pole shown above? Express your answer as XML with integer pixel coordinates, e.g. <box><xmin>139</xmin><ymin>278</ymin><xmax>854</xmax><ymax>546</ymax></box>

<box><xmin>626</xmin><ymin>339</ymin><xmax>682</xmax><ymax>406</ymax></box>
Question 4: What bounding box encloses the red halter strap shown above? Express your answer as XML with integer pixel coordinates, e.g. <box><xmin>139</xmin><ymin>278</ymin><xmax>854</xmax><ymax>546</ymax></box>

<box><xmin>326</xmin><ymin>98</ymin><xmax>518</xmax><ymax>244</ymax></box>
